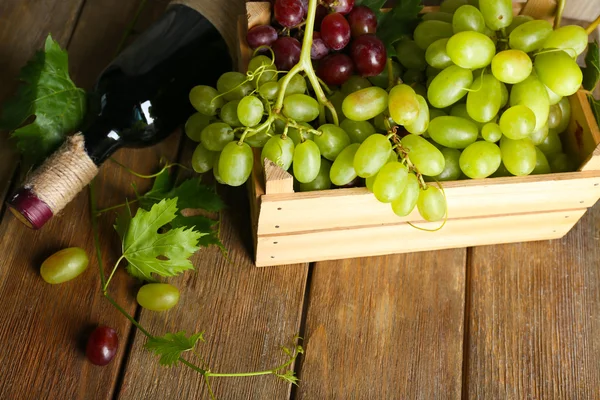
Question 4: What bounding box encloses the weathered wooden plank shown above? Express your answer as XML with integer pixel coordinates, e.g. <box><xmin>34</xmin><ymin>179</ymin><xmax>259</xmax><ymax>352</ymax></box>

<box><xmin>464</xmin><ymin>202</ymin><xmax>600</xmax><ymax>398</ymax></box>
<box><xmin>0</xmin><ymin>1</ymin><xmax>177</xmax><ymax>399</ymax></box>
<box><xmin>0</xmin><ymin>0</ymin><xmax>85</xmax><ymax>209</ymax></box>
<box><xmin>295</xmin><ymin>250</ymin><xmax>467</xmax><ymax>399</ymax></box>
<box><xmin>117</xmin><ymin>183</ymin><xmax>309</xmax><ymax>400</ymax></box>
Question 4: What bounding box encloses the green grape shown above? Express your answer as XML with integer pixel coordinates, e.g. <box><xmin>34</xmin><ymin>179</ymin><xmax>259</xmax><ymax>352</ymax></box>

<box><xmin>427</xmin><ymin>65</ymin><xmax>473</xmax><ymax>108</ymax></box>
<box><xmin>490</xmin><ymin>161</ymin><xmax>513</xmax><ymax>177</ymax></box>
<box><xmin>452</xmin><ymin>5</ymin><xmax>486</xmax><ymax>33</ymax></box>
<box><xmin>466</xmin><ymin>74</ymin><xmax>502</xmax><ymax>123</ymax></box>
<box><xmin>388</xmin><ymin>84</ymin><xmax>420</xmax><ymax>125</ymax></box>
<box><xmin>287</xmin><ymin>123</ymin><xmax>314</xmax><ymax>145</ymax></box>
<box><xmin>373</xmin><ymin>162</ymin><xmax>409</xmax><ymax>203</ymax></box>
<box><xmin>219</xmin><ymin>141</ymin><xmax>253</xmax><ymax>186</ymax></box>
<box><xmin>299</xmin><ymin>159</ymin><xmax>332</xmax><ymax>191</ymax></box>
<box><xmin>500</xmin><ymin>83</ymin><xmax>509</xmax><ymax>108</ymax></box>
<box><xmin>220</xmin><ymin>100</ymin><xmax>242</xmax><ymax>127</ymax></box>
<box><xmin>481</xmin><ymin>122</ymin><xmax>502</xmax><ymax>143</ymax></box>
<box><xmin>547</xmin><ymin>104</ymin><xmax>561</xmax><ymax>129</ymax></box>
<box><xmin>248</xmin><ymin>55</ymin><xmax>277</xmax><ymax>84</ymax></box>
<box><xmin>532</xmin><ymin>147</ymin><xmax>551</xmax><ymax>175</ymax></box>
<box><xmin>545</xmin><ymin>85</ymin><xmax>562</xmax><ymax>106</ymax></box>
<box><xmin>396</xmin><ymin>39</ymin><xmax>427</xmax><ymax>71</ymax></box>
<box><xmin>405</xmin><ymin>95</ymin><xmax>430</xmax><ymax>135</ymax></box>
<box><xmin>450</xmin><ymin>103</ymin><xmax>486</xmax><ymax>132</ymax></box>
<box><xmin>429</xmin><ymin>108</ymin><xmax>448</xmax><ymax>120</ymax></box>
<box><xmin>327</xmin><ymin>91</ymin><xmax>346</xmax><ymax>123</ymax></box>
<box><xmin>368</xmin><ymin>61</ymin><xmax>402</xmax><ymax>88</ymax></box>
<box><xmin>40</xmin><ymin>247</ymin><xmax>89</xmax><ymax>284</ymax></box>
<box><xmin>423</xmin><ymin>12</ymin><xmax>454</xmax><ymax>24</ymax></box>
<box><xmin>530</xmin><ymin>124</ymin><xmax>549</xmax><ymax>145</ymax></box>
<box><xmin>401</xmin><ymin>134</ymin><xmax>446</xmax><ymax>176</ymax></box>
<box><xmin>543</xmin><ymin>25</ymin><xmax>588</xmax><ymax>58</ymax></box>
<box><xmin>428</xmin><ymin>116</ymin><xmax>478</xmax><ymax>149</ymax></box>
<box><xmin>373</xmin><ymin>112</ymin><xmax>396</xmax><ymax>132</ymax></box>
<box><xmin>537</xmin><ymin>132</ymin><xmax>563</xmax><ymax>158</ymax></box>
<box><xmin>447</xmin><ymin>31</ymin><xmax>495</xmax><ymax>69</ymax></box>
<box><xmin>550</xmin><ymin>153</ymin><xmax>575</xmax><ymax>173</ymax></box>
<box><xmin>189</xmin><ymin>85</ymin><xmax>224</xmax><ymax>116</ymax></box>
<box><xmin>417</xmin><ymin>185</ymin><xmax>446</xmax><ymax>222</ymax></box>
<box><xmin>262</xmin><ymin>135</ymin><xmax>295</xmax><ymax>170</ymax></box>
<box><xmin>213</xmin><ymin>152</ymin><xmax>224</xmax><ymax>184</ymax></box>
<box><xmin>391</xmin><ymin>173</ymin><xmax>420</xmax><ymax>217</ymax></box>
<box><xmin>185</xmin><ymin>112</ymin><xmax>212</xmax><ymax>141</ymax></box>
<box><xmin>341</xmin><ymin>76</ymin><xmax>372</xmax><ymax>96</ymax></box>
<box><xmin>500</xmin><ymin>136</ymin><xmax>536</xmax><ymax>176</ymax></box>
<box><xmin>506</xmin><ymin>15</ymin><xmax>533</xmax><ymax>36</ymax></box>
<box><xmin>484</xmin><ymin>27</ymin><xmax>498</xmax><ymax>44</ymax></box>
<box><xmin>330</xmin><ymin>143</ymin><xmax>361</xmax><ymax>186</ymax></box>
<box><xmin>137</xmin><ymin>283</ymin><xmax>180</xmax><ymax>312</ymax></box>
<box><xmin>440</xmin><ymin>0</ymin><xmax>468</xmax><ymax>13</ymax></box>
<box><xmin>283</xmin><ymin>74</ymin><xmax>307</xmax><ymax>96</ymax></box>
<box><xmin>341</xmin><ymin>119</ymin><xmax>376</xmax><ymax>143</ymax></box>
<box><xmin>258</xmin><ymin>81</ymin><xmax>280</xmax><ymax>100</ymax></box>
<box><xmin>366</xmin><ymin>174</ymin><xmax>376</xmax><ymax>192</ymax></box>
<box><xmin>459</xmin><ymin>141</ymin><xmax>501</xmax><ymax>178</ymax></box>
<box><xmin>479</xmin><ymin>0</ymin><xmax>513</xmax><ymax>31</ymax></box>
<box><xmin>491</xmin><ymin>50</ymin><xmax>532</xmax><ymax>84</ymax></box>
<box><xmin>314</xmin><ymin>124</ymin><xmax>351</xmax><ymax>160</ymax></box>
<box><xmin>534</xmin><ymin>51</ymin><xmax>583</xmax><ymax>97</ymax></box>
<box><xmin>200</xmin><ymin>122</ymin><xmax>234</xmax><ymax>151</ymax></box>
<box><xmin>237</xmin><ymin>96</ymin><xmax>264</xmax><ymax>127</ymax></box>
<box><xmin>413</xmin><ymin>84</ymin><xmax>428</xmax><ymax>98</ymax></box>
<box><xmin>283</xmin><ymin>94</ymin><xmax>320</xmax><ymax>122</ymax></box>
<box><xmin>414</xmin><ymin>20</ymin><xmax>454</xmax><ymax>50</ymax></box>
<box><xmin>245</xmin><ymin>126</ymin><xmax>273</xmax><ymax>148</ymax></box>
<box><xmin>510</xmin><ymin>75</ymin><xmax>550</xmax><ymax>131</ymax></box>
<box><xmin>550</xmin><ymin>97</ymin><xmax>571</xmax><ymax>134</ymax></box>
<box><xmin>191</xmin><ymin>142</ymin><xmax>219</xmax><ymax>173</ymax></box>
<box><xmin>354</xmin><ymin>134</ymin><xmax>392</xmax><ymax>177</ymax></box>
<box><xmin>426</xmin><ymin>65</ymin><xmax>442</xmax><ymax>78</ymax></box>
<box><xmin>217</xmin><ymin>71</ymin><xmax>252</xmax><ymax>101</ymax></box>
<box><xmin>293</xmin><ymin>140</ymin><xmax>322</xmax><ymax>183</ymax></box>
<box><xmin>427</xmin><ymin>147</ymin><xmax>461</xmax><ymax>181</ymax></box>
<box><xmin>508</xmin><ymin>20</ymin><xmax>553</xmax><ymax>53</ymax></box>
<box><xmin>342</xmin><ymin>87</ymin><xmax>389</xmax><ymax>121</ymax></box>
<box><xmin>499</xmin><ymin>105</ymin><xmax>536</xmax><ymax>140</ymax></box>
<box><xmin>403</xmin><ymin>69</ymin><xmax>426</xmax><ymax>85</ymax></box>
<box><xmin>425</xmin><ymin>38</ymin><xmax>453</xmax><ymax>70</ymax></box>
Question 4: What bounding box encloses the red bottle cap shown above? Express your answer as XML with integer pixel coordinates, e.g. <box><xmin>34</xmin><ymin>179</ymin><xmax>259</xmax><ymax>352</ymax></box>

<box><xmin>6</xmin><ymin>188</ymin><xmax>53</xmax><ymax>230</ymax></box>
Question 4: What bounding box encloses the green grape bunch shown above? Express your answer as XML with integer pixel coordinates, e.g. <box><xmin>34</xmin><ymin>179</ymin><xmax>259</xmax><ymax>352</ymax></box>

<box><xmin>184</xmin><ymin>0</ymin><xmax>594</xmax><ymax>225</ymax></box>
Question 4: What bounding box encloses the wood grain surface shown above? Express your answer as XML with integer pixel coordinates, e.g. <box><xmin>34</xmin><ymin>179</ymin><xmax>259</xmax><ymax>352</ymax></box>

<box><xmin>295</xmin><ymin>251</ymin><xmax>467</xmax><ymax>400</ymax></box>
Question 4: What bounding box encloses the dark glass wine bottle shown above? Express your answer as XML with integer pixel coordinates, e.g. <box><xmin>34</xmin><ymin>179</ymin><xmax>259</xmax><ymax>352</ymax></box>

<box><xmin>7</xmin><ymin>2</ymin><xmax>232</xmax><ymax>229</ymax></box>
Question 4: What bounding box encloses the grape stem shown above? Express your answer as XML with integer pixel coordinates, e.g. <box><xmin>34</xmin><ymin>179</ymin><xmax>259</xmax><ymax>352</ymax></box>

<box><xmin>587</xmin><ymin>15</ymin><xmax>600</xmax><ymax>35</ymax></box>
<box><xmin>109</xmin><ymin>158</ymin><xmax>189</xmax><ymax>178</ymax></box>
<box><xmin>554</xmin><ymin>0</ymin><xmax>565</xmax><ymax>29</ymax></box>
<box><xmin>272</xmin><ymin>0</ymin><xmax>339</xmax><ymax>125</ymax></box>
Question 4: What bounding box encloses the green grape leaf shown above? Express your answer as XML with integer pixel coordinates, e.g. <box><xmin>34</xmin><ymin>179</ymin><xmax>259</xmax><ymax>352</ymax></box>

<box><xmin>0</xmin><ymin>34</ymin><xmax>86</xmax><ymax>165</ymax></box>
<box><xmin>583</xmin><ymin>41</ymin><xmax>600</xmax><ymax>92</ymax></box>
<box><xmin>376</xmin><ymin>0</ymin><xmax>423</xmax><ymax>57</ymax></box>
<box><xmin>115</xmin><ymin>198</ymin><xmax>203</xmax><ymax>281</ymax></box>
<box><xmin>145</xmin><ymin>331</ymin><xmax>205</xmax><ymax>367</ymax></box>
<box><xmin>138</xmin><ymin>170</ymin><xmax>225</xmax><ymax>250</ymax></box>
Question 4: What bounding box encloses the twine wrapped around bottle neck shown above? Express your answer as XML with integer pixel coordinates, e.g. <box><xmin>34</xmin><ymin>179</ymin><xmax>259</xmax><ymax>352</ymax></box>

<box><xmin>25</xmin><ymin>134</ymin><xmax>98</xmax><ymax>214</ymax></box>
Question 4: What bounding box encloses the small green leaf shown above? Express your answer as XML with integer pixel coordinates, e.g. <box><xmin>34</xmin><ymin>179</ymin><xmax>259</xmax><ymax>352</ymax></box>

<box><xmin>117</xmin><ymin>198</ymin><xmax>203</xmax><ymax>281</ymax></box>
<box><xmin>0</xmin><ymin>34</ymin><xmax>86</xmax><ymax>165</ymax></box>
<box><xmin>145</xmin><ymin>331</ymin><xmax>205</xmax><ymax>367</ymax></box>
<box><xmin>276</xmin><ymin>370</ymin><xmax>300</xmax><ymax>386</ymax></box>
<box><xmin>376</xmin><ymin>0</ymin><xmax>423</xmax><ymax>56</ymax></box>
<box><xmin>583</xmin><ymin>41</ymin><xmax>600</xmax><ymax>92</ymax></box>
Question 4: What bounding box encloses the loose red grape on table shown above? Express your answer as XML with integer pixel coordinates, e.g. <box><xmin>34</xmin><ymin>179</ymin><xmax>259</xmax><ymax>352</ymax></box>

<box><xmin>86</xmin><ymin>326</ymin><xmax>118</xmax><ymax>366</ymax></box>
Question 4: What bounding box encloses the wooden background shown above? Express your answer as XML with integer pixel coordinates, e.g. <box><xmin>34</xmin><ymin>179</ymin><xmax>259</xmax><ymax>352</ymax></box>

<box><xmin>0</xmin><ymin>0</ymin><xmax>599</xmax><ymax>399</ymax></box>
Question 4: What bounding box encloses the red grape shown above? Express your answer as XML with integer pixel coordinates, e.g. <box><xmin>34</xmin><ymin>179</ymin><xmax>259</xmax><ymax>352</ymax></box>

<box><xmin>320</xmin><ymin>13</ymin><xmax>351</xmax><ymax>51</ymax></box>
<box><xmin>317</xmin><ymin>53</ymin><xmax>354</xmax><ymax>85</ymax></box>
<box><xmin>272</xmin><ymin>36</ymin><xmax>301</xmax><ymax>70</ymax></box>
<box><xmin>347</xmin><ymin>6</ymin><xmax>377</xmax><ymax>38</ymax></box>
<box><xmin>315</xmin><ymin>5</ymin><xmax>329</xmax><ymax>28</ymax></box>
<box><xmin>246</xmin><ymin>25</ymin><xmax>278</xmax><ymax>49</ymax></box>
<box><xmin>324</xmin><ymin>0</ymin><xmax>355</xmax><ymax>14</ymax></box>
<box><xmin>311</xmin><ymin>32</ymin><xmax>330</xmax><ymax>60</ymax></box>
<box><xmin>274</xmin><ymin>0</ymin><xmax>304</xmax><ymax>28</ymax></box>
<box><xmin>86</xmin><ymin>326</ymin><xmax>118</xmax><ymax>366</ymax></box>
<box><xmin>350</xmin><ymin>34</ymin><xmax>387</xmax><ymax>77</ymax></box>
<box><xmin>299</xmin><ymin>0</ymin><xmax>308</xmax><ymax>16</ymax></box>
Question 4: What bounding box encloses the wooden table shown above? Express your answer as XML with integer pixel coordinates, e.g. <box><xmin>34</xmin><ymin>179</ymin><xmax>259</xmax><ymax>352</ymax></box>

<box><xmin>1</xmin><ymin>1</ymin><xmax>599</xmax><ymax>399</ymax></box>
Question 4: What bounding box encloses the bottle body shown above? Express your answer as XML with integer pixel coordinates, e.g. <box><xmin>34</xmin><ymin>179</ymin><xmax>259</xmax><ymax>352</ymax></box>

<box><xmin>7</xmin><ymin>4</ymin><xmax>231</xmax><ymax>229</ymax></box>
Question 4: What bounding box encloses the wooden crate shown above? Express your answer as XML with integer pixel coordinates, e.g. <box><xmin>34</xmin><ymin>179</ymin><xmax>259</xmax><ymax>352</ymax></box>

<box><xmin>239</xmin><ymin>2</ymin><xmax>600</xmax><ymax>267</ymax></box>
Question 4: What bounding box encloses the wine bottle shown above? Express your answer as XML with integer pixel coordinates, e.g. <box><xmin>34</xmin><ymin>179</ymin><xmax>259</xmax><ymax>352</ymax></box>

<box><xmin>7</xmin><ymin>1</ymin><xmax>232</xmax><ymax>229</ymax></box>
